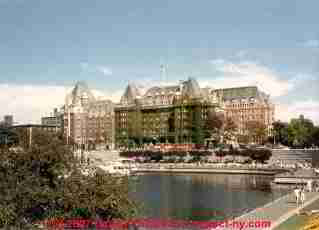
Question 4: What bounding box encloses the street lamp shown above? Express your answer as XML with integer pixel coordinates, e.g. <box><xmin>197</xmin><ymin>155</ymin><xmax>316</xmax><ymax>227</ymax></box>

<box><xmin>175</xmin><ymin>91</ymin><xmax>182</xmax><ymax>144</ymax></box>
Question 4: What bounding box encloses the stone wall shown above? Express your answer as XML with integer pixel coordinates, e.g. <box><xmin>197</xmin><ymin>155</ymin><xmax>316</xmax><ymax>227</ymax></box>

<box><xmin>269</xmin><ymin>149</ymin><xmax>319</xmax><ymax>166</ymax></box>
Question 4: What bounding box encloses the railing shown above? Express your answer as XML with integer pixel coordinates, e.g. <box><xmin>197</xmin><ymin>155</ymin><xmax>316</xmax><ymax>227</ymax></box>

<box><xmin>136</xmin><ymin>163</ymin><xmax>286</xmax><ymax>171</ymax></box>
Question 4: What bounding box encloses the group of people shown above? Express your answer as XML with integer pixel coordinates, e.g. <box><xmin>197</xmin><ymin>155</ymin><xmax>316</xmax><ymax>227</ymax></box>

<box><xmin>294</xmin><ymin>186</ymin><xmax>306</xmax><ymax>206</ymax></box>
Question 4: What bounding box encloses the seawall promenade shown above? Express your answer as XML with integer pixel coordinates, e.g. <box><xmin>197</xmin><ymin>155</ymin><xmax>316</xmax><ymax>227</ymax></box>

<box><xmin>218</xmin><ymin>191</ymin><xmax>319</xmax><ymax>230</ymax></box>
<box><xmin>136</xmin><ymin>164</ymin><xmax>288</xmax><ymax>175</ymax></box>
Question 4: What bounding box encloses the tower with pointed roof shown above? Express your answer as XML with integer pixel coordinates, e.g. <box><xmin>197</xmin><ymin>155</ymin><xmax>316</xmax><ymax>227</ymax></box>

<box><xmin>63</xmin><ymin>81</ymin><xmax>114</xmax><ymax>149</ymax></box>
<box><xmin>114</xmin><ymin>78</ymin><xmax>222</xmax><ymax>148</ymax></box>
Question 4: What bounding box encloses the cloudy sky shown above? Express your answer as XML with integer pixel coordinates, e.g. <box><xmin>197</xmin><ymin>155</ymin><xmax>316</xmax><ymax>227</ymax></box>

<box><xmin>0</xmin><ymin>0</ymin><xmax>318</xmax><ymax>124</ymax></box>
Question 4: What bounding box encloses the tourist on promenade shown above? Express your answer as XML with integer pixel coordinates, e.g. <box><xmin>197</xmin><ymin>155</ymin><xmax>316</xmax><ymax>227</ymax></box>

<box><xmin>308</xmin><ymin>180</ymin><xmax>314</xmax><ymax>192</ymax></box>
<box><xmin>294</xmin><ymin>187</ymin><xmax>301</xmax><ymax>206</ymax></box>
<box><xmin>301</xmin><ymin>187</ymin><xmax>306</xmax><ymax>205</ymax></box>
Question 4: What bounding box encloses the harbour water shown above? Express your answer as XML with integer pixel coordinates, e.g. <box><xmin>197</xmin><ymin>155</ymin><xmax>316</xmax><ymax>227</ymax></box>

<box><xmin>129</xmin><ymin>173</ymin><xmax>290</xmax><ymax>221</ymax></box>
<box><xmin>42</xmin><ymin>173</ymin><xmax>291</xmax><ymax>229</ymax></box>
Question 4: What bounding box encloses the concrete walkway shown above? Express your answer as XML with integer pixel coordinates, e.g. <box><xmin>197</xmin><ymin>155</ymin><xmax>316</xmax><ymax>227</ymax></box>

<box><xmin>219</xmin><ymin>191</ymin><xmax>319</xmax><ymax>230</ymax></box>
<box><xmin>136</xmin><ymin>167</ymin><xmax>283</xmax><ymax>175</ymax></box>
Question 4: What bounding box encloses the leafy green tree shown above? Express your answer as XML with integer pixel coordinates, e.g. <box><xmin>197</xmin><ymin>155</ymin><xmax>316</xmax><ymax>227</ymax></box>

<box><xmin>311</xmin><ymin>126</ymin><xmax>319</xmax><ymax>147</ymax></box>
<box><xmin>0</xmin><ymin>130</ymin><xmax>139</xmax><ymax>229</ymax></box>
<box><xmin>273</xmin><ymin>117</ymin><xmax>319</xmax><ymax>148</ymax></box>
<box><xmin>204</xmin><ymin>110</ymin><xmax>224</xmax><ymax>144</ymax></box>
<box><xmin>248</xmin><ymin>148</ymin><xmax>272</xmax><ymax>163</ymax></box>
<box><xmin>272</xmin><ymin>120</ymin><xmax>289</xmax><ymax>146</ymax></box>
<box><xmin>288</xmin><ymin>115</ymin><xmax>315</xmax><ymax>148</ymax></box>
<box><xmin>190</xmin><ymin>103</ymin><xmax>205</xmax><ymax>145</ymax></box>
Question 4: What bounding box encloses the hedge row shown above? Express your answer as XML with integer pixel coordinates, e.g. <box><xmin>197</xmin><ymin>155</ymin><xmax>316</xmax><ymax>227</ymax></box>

<box><xmin>216</xmin><ymin>148</ymin><xmax>272</xmax><ymax>163</ymax></box>
<box><xmin>119</xmin><ymin>148</ymin><xmax>272</xmax><ymax>163</ymax></box>
<box><xmin>119</xmin><ymin>150</ymin><xmax>212</xmax><ymax>158</ymax></box>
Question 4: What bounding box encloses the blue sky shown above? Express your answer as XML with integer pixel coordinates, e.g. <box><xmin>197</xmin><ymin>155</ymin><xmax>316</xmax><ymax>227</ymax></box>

<box><xmin>0</xmin><ymin>0</ymin><xmax>318</xmax><ymax>124</ymax></box>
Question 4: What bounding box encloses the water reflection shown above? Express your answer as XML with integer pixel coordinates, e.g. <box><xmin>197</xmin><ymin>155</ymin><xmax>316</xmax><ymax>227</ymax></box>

<box><xmin>130</xmin><ymin>173</ymin><xmax>289</xmax><ymax>221</ymax></box>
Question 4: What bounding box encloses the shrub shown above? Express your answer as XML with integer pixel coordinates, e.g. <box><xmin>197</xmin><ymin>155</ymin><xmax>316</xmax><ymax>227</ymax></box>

<box><xmin>0</xmin><ymin>130</ymin><xmax>139</xmax><ymax>229</ymax></box>
<box><xmin>189</xmin><ymin>150</ymin><xmax>212</xmax><ymax>157</ymax></box>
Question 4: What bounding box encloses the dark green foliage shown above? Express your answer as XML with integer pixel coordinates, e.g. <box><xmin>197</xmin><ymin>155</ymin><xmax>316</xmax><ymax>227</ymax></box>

<box><xmin>120</xmin><ymin>147</ymin><xmax>271</xmax><ymax>164</ymax></box>
<box><xmin>273</xmin><ymin>116</ymin><xmax>319</xmax><ymax>148</ymax></box>
<box><xmin>120</xmin><ymin>150</ymin><xmax>212</xmax><ymax>163</ymax></box>
<box><xmin>311</xmin><ymin>127</ymin><xmax>319</xmax><ymax>147</ymax></box>
<box><xmin>203</xmin><ymin>110</ymin><xmax>223</xmax><ymax>143</ymax></box>
<box><xmin>273</xmin><ymin>121</ymin><xmax>289</xmax><ymax>146</ymax></box>
<box><xmin>215</xmin><ymin>148</ymin><xmax>272</xmax><ymax>163</ymax></box>
<box><xmin>0</xmin><ymin>130</ymin><xmax>139</xmax><ymax>229</ymax></box>
<box><xmin>0</xmin><ymin>128</ymin><xmax>18</xmax><ymax>147</ymax></box>
<box><xmin>188</xmin><ymin>150</ymin><xmax>211</xmax><ymax>157</ymax></box>
<box><xmin>288</xmin><ymin>115</ymin><xmax>315</xmax><ymax>148</ymax></box>
<box><xmin>190</xmin><ymin>104</ymin><xmax>205</xmax><ymax>145</ymax></box>
<box><xmin>168</xmin><ymin>112</ymin><xmax>175</xmax><ymax>132</ymax></box>
<box><xmin>248</xmin><ymin>149</ymin><xmax>272</xmax><ymax>163</ymax></box>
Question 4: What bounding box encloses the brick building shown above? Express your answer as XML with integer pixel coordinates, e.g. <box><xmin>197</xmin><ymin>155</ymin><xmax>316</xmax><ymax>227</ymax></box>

<box><xmin>63</xmin><ymin>81</ymin><xmax>114</xmax><ymax>149</ymax></box>
<box><xmin>212</xmin><ymin>86</ymin><xmax>275</xmax><ymax>143</ymax></box>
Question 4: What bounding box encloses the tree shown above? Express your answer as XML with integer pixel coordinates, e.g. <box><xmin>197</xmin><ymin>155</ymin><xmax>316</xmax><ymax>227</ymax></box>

<box><xmin>204</xmin><ymin>110</ymin><xmax>224</xmax><ymax>144</ymax></box>
<box><xmin>245</xmin><ymin>120</ymin><xmax>267</xmax><ymax>144</ymax></box>
<box><xmin>272</xmin><ymin>120</ymin><xmax>289</xmax><ymax>145</ymax></box>
<box><xmin>190</xmin><ymin>103</ymin><xmax>205</xmax><ymax>145</ymax></box>
<box><xmin>311</xmin><ymin>126</ymin><xmax>319</xmax><ymax>147</ymax></box>
<box><xmin>288</xmin><ymin>115</ymin><xmax>315</xmax><ymax>148</ymax></box>
<box><xmin>167</xmin><ymin>112</ymin><xmax>175</xmax><ymax>133</ymax></box>
<box><xmin>241</xmin><ymin>148</ymin><xmax>272</xmax><ymax>163</ymax></box>
<box><xmin>272</xmin><ymin>116</ymin><xmax>318</xmax><ymax>148</ymax></box>
<box><xmin>0</xmin><ymin>128</ymin><xmax>18</xmax><ymax>148</ymax></box>
<box><xmin>0</xmin><ymin>130</ymin><xmax>139</xmax><ymax>229</ymax></box>
<box><xmin>222</xmin><ymin>117</ymin><xmax>238</xmax><ymax>144</ymax></box>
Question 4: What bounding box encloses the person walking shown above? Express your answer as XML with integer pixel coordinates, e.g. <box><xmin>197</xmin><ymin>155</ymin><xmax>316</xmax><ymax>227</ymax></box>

<box><xmin>294</xmin><ymin>187</ymin><xmax>300</xmax><ymax>206</ymax></box>
<box><xmin>301</xmin><ymin>187</ymin><xmax>306</xmax><ymax>205</ymax></box>
<box><xmin>307</xmin><ymin>180</ymin><xmax>313</xmax><ymax>192</ymax></box>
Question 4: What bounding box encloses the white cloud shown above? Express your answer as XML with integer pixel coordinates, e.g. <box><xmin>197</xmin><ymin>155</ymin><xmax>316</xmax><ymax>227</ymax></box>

<box><xmin>303</xmin><ymin>39</ymin><xmax>319</xmax><ymax>48</ymax></box>
<box><xmin>0</xmin><ymin>84</ymin><xmax>124</xmax><ymax>124</ymax></box>
<box><xmin>97</xmin><ymin>66</ymin><xmax>113</xmax><ymax>76</ymax></box>
<box><xmin>1</xmin><ymin>64</ymin><xmax>316</xmax><ymax>126</ymax></box>
<box><xmin>205</xmin><ymin>59</ymin><xmax>294</xmax><ymax>97</ymax></box>
<box><xmin>276</xmin><ymin>100</ymin><xmax>319</xmax><ymax>125</ymax></box>
<box><xmin>0</xmin><ymin>84</ymin><xmax>69</xmax><ymax>124</ymax></box>
<box><xmin>91</xmin><ymin>89</ymin><xmax>122</xmax><ymax>102</ymax></box>
<box><xmin>205</xmin><ymin>59</ymin><xmax>319</xmax><ymax>124</ymax></box>
<box><xmin>80</xmin><ymin>62</ymin><xmax>113</xmax><ymax>76</ymax></box>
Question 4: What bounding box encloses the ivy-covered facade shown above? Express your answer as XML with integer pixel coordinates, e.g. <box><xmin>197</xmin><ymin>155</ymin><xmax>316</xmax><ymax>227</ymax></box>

<box><xmin>114</xmin><ymin>78</ymin><xmax>223</xmax><ymax>148</ymax></box>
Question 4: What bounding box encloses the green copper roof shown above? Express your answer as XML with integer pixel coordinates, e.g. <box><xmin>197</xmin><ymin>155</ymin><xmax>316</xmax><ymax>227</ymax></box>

<box><xmin>214</xmin><ymin>86</ymin><xmax>259</xmax><ymax>100</ymax></box>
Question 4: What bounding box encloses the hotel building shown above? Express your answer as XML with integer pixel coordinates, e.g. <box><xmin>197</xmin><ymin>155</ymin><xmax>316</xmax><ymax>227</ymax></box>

<box><xmin>62</xmin><ymin>79</ymin><xmax>275</xmax><ymax>149</ymax></box>
<box><xmin>213</xmin><ymin>86</ymin><xmax>275</xmax><ymax>143</ymax></box>
<box><xmin>63</xmin><ymin>81</ymin><xmax>114</xmax><ymax>149</ymax></box>
<box><xmin>114</xmin><ymin>78</ymin><xmax>223</xmax><ymax>148</ymax></box>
